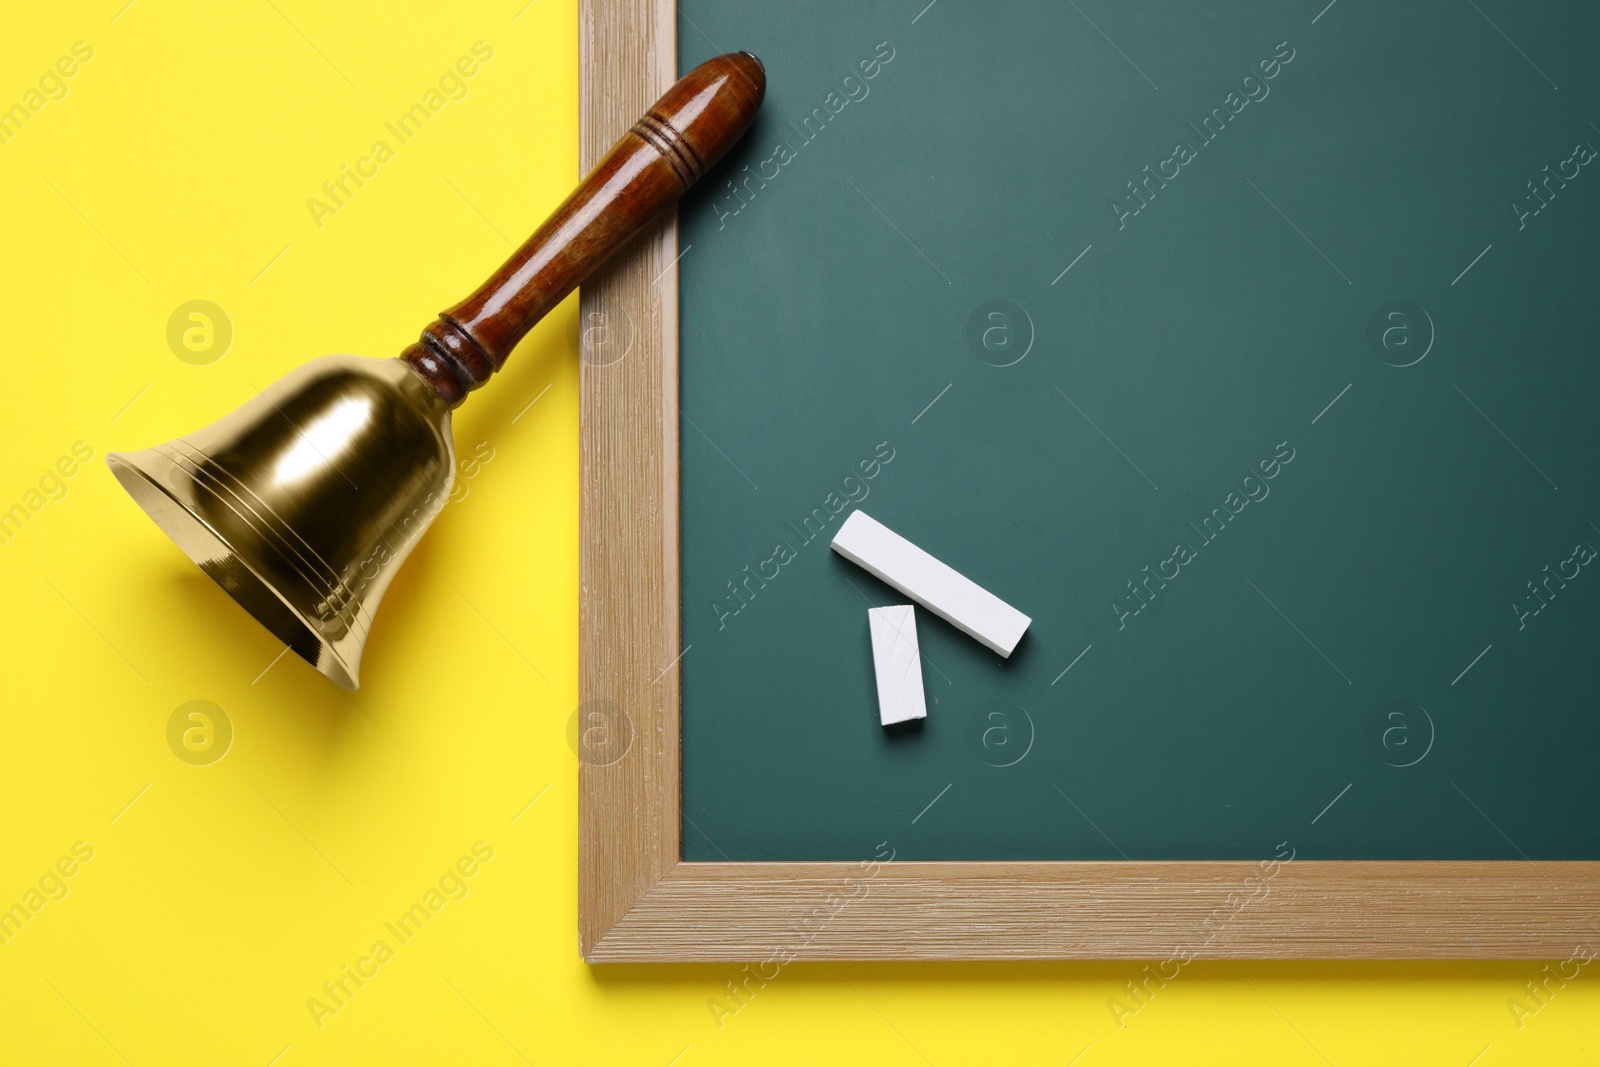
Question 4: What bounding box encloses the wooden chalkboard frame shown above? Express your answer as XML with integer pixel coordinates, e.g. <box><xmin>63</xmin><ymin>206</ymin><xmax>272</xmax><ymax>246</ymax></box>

<box><xmin>575</xmin><ymin>0</ymin><xmax>1600</xmax><ymax>961</ymax></box>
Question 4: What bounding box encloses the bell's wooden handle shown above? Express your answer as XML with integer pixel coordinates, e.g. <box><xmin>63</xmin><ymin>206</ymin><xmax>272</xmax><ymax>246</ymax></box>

<box><xmin>402</xmin><ymin>52</ymin><xmax>766</xmax><ymax>406</ymax></box>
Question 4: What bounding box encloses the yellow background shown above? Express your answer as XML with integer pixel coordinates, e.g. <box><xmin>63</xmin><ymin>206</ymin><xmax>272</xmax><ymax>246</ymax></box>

<box><xmin>0</xmin><ymin>2</ymin><xmax>1594</xmax><ymax>1063</ymax></box>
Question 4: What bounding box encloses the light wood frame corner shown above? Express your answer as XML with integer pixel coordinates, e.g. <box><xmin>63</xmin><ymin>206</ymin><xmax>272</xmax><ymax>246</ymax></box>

<box><xmin>576</xmin><ymin>0</ymin><xmax>1600</xmax><ymax>963</ymax></box>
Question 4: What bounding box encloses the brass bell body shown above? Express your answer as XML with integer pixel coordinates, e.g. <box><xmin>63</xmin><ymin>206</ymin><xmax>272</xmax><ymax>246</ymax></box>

<box><xmin>105</xmin><ymin>53</ymin><xmax>765</xmax><ymax>688</ymax></box>
<box><xmin>108</xmin><ymin>356</ymin><xmax>454</xmax><ymax>688</ymax></box>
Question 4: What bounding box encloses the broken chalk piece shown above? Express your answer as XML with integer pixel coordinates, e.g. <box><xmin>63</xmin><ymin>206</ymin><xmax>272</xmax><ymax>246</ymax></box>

<box><xmin>833</xmin><ymin>510</ymin><xmax>1032</xmax><ymax>657</ymax></box>
<box><xmin>868</xmin><ymin>605</ymin><xmax>927</xmax><ymax>726</ymax></box>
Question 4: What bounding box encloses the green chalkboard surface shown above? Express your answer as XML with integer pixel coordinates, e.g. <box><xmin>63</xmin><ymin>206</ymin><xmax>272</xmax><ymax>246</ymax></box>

<box><xmin>676</xmin><ymin>0</ymin><xmax>1600</xmax><ymax>861</ymax></box>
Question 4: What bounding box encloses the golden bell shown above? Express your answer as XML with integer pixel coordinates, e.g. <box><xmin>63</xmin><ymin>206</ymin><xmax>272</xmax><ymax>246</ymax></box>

<box><xmin>105</xmin><ymin>52</ymin><xmax>765</xmax><ymax>688</ymax></box>
<box><xmin>108</xmin><ymin>356</ymin><xmax>454</xmax><ymax>689</ymax></box>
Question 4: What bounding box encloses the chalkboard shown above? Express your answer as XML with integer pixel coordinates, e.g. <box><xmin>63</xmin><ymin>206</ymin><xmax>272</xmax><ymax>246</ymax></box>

<box><xmin>676</xmin><ymin>0</ymin><xmax>1600</xmax><ymax>863</ymax></box>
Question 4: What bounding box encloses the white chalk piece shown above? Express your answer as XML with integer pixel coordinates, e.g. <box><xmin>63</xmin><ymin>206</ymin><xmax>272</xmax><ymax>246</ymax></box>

<box><xmin>868</xmin><ymin>605</ymin><xmax>927</xmax><ymax>726</ymax></box>
<box><xmin>833</xmin><ymin>510</ymin><xmax>1032</xmax><ymax>657</ymax></box>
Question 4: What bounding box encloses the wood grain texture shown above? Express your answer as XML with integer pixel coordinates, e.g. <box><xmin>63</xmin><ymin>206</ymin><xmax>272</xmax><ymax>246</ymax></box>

<box><xmin>590</xmin><ymin>861</ymin><xmax>1600</xmax><ymax>961</ymax></box>
<box><xmin>576</xmin><ymin>0</ymin><xmax>1600</xmax><ymax>961</ymax></box>
<box><xmin>578</xmin><ymin>0</ymin><xmax>681</xmax><ymax>958</ymax></box>
<box><xmin>405</xmin><ymin>51</ymin><xmax>761</xmax><ymax>406</ymax></box>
